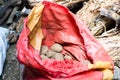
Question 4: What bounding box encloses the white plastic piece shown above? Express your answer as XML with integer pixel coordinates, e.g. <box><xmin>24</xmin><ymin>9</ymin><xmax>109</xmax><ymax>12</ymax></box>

<box><xmin>0</xmin><ymin>27</ymin><xmax>9</xmax><ymax>75</ymax></box>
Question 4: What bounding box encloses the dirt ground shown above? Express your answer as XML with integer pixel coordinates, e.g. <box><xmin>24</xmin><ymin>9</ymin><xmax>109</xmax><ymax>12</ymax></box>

<box><xmin>0</xmin><ymin>43</ymin><xmax>21</xmax><ymax>80</ymax></box>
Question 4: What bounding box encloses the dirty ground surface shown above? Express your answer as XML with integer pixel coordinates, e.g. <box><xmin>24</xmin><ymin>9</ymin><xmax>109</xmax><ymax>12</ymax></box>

<box><xmin>0</xmin><ymin>44</ymin><xmax>21</xmax><ymax>80</ymax></box>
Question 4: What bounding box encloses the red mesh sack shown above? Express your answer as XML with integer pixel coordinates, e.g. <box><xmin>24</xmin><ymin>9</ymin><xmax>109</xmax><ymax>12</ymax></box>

<box><xmin>16</xmin><ymin>1</ymin><xmax>114</xmax><ymax>80</ymax></box>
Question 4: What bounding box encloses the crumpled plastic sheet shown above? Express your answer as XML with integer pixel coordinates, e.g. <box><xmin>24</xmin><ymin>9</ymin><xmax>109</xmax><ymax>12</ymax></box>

<box><xmin>0</xmin><ymin>27</ymin><xmax>9</xmax><ymax>75</ymax></box>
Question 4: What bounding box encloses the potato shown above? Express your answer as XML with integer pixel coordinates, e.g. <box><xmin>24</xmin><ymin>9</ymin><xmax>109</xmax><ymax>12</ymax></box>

<box><xmin>50</xmin><ymin>43</ymin><xmax>63</xmax><ymax>52</ymax></box>
<box><xmin>46</xmin><ymin>50</ymin><xmax>56</xmax><ymax>58</ymax></box>
<box><xmin>64</xmin><ymin>55</ymin><xmax>72</xmax><ymax>60</ymax></box>
<box><xmin>40</xmin><ymin>45</ymin><xmax>48</xmax><ymax>55</ymax></box>
<box><xmin>53</xmin><ymin>53</ymin><xmax>64</xmax><ymax>61</ymax></box>
<box><xmin>41</xmin><ymin>55</ymin><xmax>48</xmax><ymax>60</ymax></box>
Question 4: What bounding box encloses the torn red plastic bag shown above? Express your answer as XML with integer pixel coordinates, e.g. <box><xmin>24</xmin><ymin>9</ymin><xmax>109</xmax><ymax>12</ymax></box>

<box><xmin>16</xmin><ymin>1</ymin><xmax>114</xmax><ymax>80</ymax></box>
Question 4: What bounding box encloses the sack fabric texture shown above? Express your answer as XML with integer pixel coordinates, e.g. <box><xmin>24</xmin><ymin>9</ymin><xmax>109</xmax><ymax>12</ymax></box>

<box><xmin>17</xmin><ymin>1</ymin><xmax>114</xmax><ymax>80</ymax></box>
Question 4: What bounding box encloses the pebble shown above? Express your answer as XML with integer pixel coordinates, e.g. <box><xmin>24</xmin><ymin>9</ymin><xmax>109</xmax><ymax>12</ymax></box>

<box><xmin>40</xmin><ymin>46</ymin><xmax>48</xmax><ymax>55</ymax></box>
<box><xmin>40</xmin><ymin>43</ymin><xmax>73</xmax><ymax>61</ymax></box>
<box><xmin>41</xmin><ymin>55</ymin><xmax>48</xmax><ymax>60</ymax></box>
<box><xmin>64</xmin><ymin>55</ymin><xmax>72</xmax><ymax>60</ymax></box>
<box><xmin>46</xmin><ymin>50</ymin><xmax>55</xmax><ymax>58</ymax></box>
<box><xmin>53</xmin><ymin>53</ymin><xmax>64</xmax><ymax>61</ymax></box>
<box><xmin>83</xmin><ymin>60</ymin><xmax>91</xmax><ymax>65</ymax></box>
<box><xmin>50</xmin><ymin>43</ymin><xmax>63</xmax><ymax>53</ymax></box>
<box><xmin>113</xmin><ymin>66</ymin><xmax>120</xmax><ymax>79</ymax></box>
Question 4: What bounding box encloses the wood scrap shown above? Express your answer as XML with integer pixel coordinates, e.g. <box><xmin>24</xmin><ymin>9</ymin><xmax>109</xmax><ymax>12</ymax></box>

<box><xmin>25</xmin><ymin>0</ymin><xmax>86</xmax><ymax>13</ymax></box>
<box><xmin>6</xmin><ymin>6</ymin><xmax>19</xmax><ymax>24</ymax></box>
<box><xmin>76</xmin><ymin>0</ymin><xmax>119</xmax><ymax>31</ymax></box>
<box><xmin>76</xmin><ymin>0</ymin><xmax>120</xmax><ymax>67</ymax></box>
<box><xmin>0</xmin><ymin>8</ymin><xmax>13</xmax><ymax>25</ymax></box>
<box><xmin>0</xmin><ymin>0</ymin><xmax>21</xmax><ymax>18</ymax></box>
<box><xmin>0</xmin><ymin>0</ymin><xmax>22</xmax><ymax>25</ymax></box>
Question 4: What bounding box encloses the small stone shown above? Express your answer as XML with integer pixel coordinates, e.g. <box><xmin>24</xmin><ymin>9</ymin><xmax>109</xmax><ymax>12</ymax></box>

<box><xmin>113</xmin><ymin>66</ymin><xmax>120</xmax><ymax>79</ymax></box>
<box><xmin>50</xmin><ymin>43</ymin><xmax>63</xmax><ymax>52</ymax></box>
<box><xmin>64</xmin><ymin>55</ymin><xmax>72</xmax><ymax>60</ymax></box>
<box><xmin>53</xmin><ymin>53</ymin><xmax>64</xmax><ymax>61</ymax></box>
<box><xmin>113</xmin><ymin>7</ymin><xmax>117</xmax><ymax>11</ymax></box>
<box><xmin>117</xmin><ymin>9</ymin><xmax>120</xmax><ymax>13</ymax></box>
<box><xmin>40</xmin><ymin>46</ymin><xmax>48</xmax><ymax>55</ymax></box>
<box><xmin>41</xmin><ymin>55</ymin><xmax>48</xmax><ymax>60</ymax></box>
<box><xmin>83</xmin><ymin>60</ymin><xmax>91</xmax><ymax>65</ymax></box>
<box><xmin>46</xmin><ymin>50</ymin><xmax>55</xmax><ymax>58</ymax></box>
<box><xmin>115</xmin><ymin>60</ymin><xmax>120</xmax><ymax>68</ymax></box>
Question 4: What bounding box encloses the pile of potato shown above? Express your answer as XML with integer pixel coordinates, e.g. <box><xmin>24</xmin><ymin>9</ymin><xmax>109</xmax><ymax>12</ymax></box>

<box><xmin>40</xmin><ymin>43</ymin><xmax>73</xmax><ymax>61</ymax></box>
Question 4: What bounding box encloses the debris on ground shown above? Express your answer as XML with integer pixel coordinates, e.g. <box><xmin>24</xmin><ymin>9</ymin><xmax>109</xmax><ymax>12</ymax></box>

<box><xmin>0</xmin><ymin>27</ymin><xmax>9</xmax><ymax>76</ymax></box>
<box><xmin>114</xmin><ymin>66</ymin><xmax>120</xmax><ymax>79</ymax></box>
<box><xmin>27</xmin><ymin>0</ymin><xmax>86</xmax><ymax>13</ymax></box>
<box><xmin>76</xmin><ymin>0</ymin><xmax>120</xmax><ymax>79</ymax></box>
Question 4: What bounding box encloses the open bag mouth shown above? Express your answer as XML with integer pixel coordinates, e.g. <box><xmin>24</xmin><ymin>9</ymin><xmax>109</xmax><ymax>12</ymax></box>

<box><xmin>16</xmin><ymin>1</ymin><xmax>114</xmax><ymax>79</ymax></box>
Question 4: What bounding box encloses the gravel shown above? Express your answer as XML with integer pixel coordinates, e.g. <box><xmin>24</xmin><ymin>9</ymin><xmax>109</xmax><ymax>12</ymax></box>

<box><xmin>113</xmin><ymin>66</ymin><xmax>120</xmax><ymax>80</ymax></box>
<box><xmin>0</xmin><ymin>44</ymin><xmax>21</xmax><ymax>80</ymax></box>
